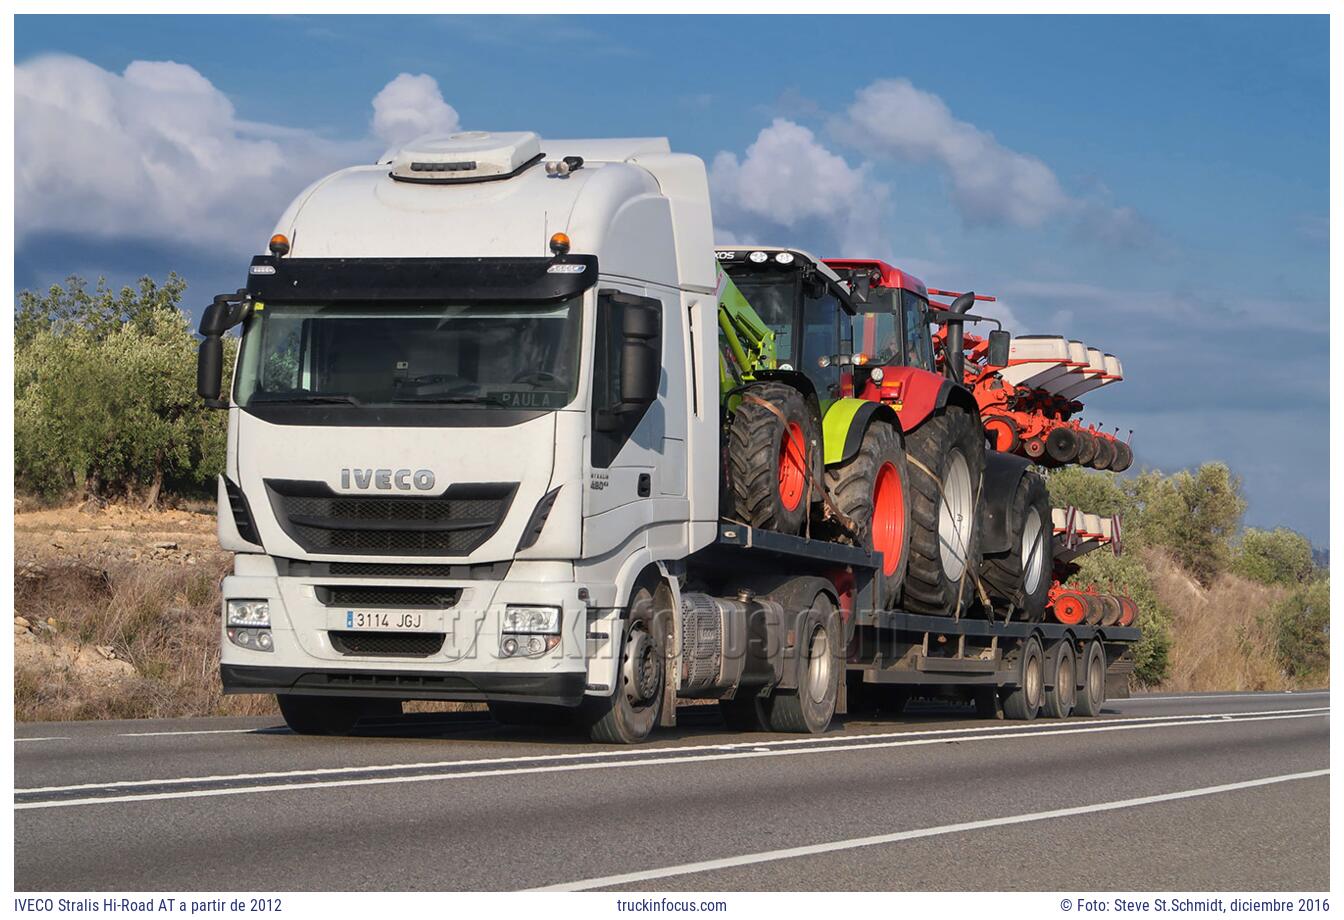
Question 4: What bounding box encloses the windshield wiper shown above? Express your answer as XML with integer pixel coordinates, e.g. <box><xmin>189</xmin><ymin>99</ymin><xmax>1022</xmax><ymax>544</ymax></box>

<box><xmin>391</xmin><ymin>393</ymin><xmax>511</xmax><ymax>406</ymax></box>
<box><xmin>251</xmin><ymin>393</ymin><xmax>363</xmax><ymax>406</ymax></box>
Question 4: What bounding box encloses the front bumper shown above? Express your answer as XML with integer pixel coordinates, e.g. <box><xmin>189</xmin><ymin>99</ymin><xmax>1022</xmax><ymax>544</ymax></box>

<box><xmin>221</xmin><ymin>664</ymin><xmax>587</xmax><ymax>706</ymax></box>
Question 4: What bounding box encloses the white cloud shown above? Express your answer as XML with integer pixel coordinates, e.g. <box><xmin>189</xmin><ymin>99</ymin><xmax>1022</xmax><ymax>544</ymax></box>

<box><xmin>14</xmin><ymin>56</ymin><xmax>465</xmax><ymax>256</ymax></box>
<box><xmin>838</xmin><ymin>78</ymin><xmax>1146</xmax><ymax>243</ymax></box>
<box><xmin>370</xmin><ymin>72</ymin><xmax>459</xmax><ymax>148</ymax></box>
<box><xmin>709</xmin><ymin>118</ymin><xmax>889</xmax><ymax>255</ymax></box>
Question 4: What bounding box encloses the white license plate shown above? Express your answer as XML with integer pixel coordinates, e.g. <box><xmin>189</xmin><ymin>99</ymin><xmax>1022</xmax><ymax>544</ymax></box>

<box><xmin>328</xmin><ymin>609</ymin><xmax>444</xmax><ymax>632</ymax></box>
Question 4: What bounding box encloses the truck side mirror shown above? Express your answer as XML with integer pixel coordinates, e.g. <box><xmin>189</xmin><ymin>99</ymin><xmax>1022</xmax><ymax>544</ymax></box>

<box><xmin>987</xmin><ymin>329</ymin><xmax>1011</xmax><ymax>368</ymax></box>
<box><xmin>197</xmin><ymin>337</ymin><xmax>225</xmax><ymax>404</ymax></box>
<box><xmin>619</xmin><ymin>301</ymin><xmax>662</xmax><ymax>407</ymax></box>
<box><xmin>197</xmin><ymin>292</ymin><xmax>251</xmax><ymax>408</ymax></box>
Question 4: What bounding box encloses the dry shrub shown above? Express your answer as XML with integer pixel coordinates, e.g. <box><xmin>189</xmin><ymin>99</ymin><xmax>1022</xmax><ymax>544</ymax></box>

<box><xmin>1147</xmin><ymin>551</ymin><xmax>1298</xmax><ymax>692</ymax></box>
<box><xmin>15</xmin><ymin>559</ymin><xmax>276</xmax><ymax>721</ymax></box>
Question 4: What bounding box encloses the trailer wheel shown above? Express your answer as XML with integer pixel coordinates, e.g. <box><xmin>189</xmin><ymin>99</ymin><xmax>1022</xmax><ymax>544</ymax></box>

<box><xmin>728</xmin><ymin>382</ymin><xmax>818</xmax><ymax>534</ymax></box>
<box><xmin>1073</xmin><ymin>640</ymin><xmax>1107</xmax><ymax>717</ymax></box>
<box><xmin>1110</xmin><ymin>440</ymin><xmax>1134</xmax><ymax>473</ymax></box>
<box><xmin>1001</xmin><ymin>635</ymin><xmax>1044</xmax><ymax>720</ymax></box>
<box><xmin>981</xmin><ymin>472</ymin><xmax>1051</xmax><ymax>622</ymax></box>
<box><xmin>276</xmin><ymin>695</ymin><xmax>400</xmax><ymax>736</ymax></box>
<box><xmin>902</xmin><ymin>405</ymin><xmax>984</xmax><ymax>617</ymax></box>
<box><xmin>1075</xmin><ymin>431</ymin><xmax>1099</xmax><ymax>467</ymax></box>
<box><xmin>583</xmin><ymin>585</ymin><xmax>663</xmax><ymax>744</ymax></box>
<box><xmin>1041</xmin><ymin>641</ymin><xmax>1077</xmax><ymax>718</ymax></box>
<box><xmin>1090</xmin><ymin>436</ymin><xmax>1116</xmax><ymax>471</ymax></box>
<box><xmin>761</xmin><ymin>594</ymin><xmax>840</xmax><ymax>733</ymax></box>
<box><xmin>823</xmin><ymin>420</ymin><xmax>911</xmax><ymax>610</ymax></box>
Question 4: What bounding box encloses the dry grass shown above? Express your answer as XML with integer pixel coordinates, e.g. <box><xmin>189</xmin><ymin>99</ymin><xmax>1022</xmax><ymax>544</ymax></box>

<box><xmin>1147</xmin><ymin>552</ymin><xmax>1301</xmax><ymax>692</ymax></box>
<box><xmin>15</xmin><ymin>559</ymin><xmax>276</xmax><ymax>722</ymax></box>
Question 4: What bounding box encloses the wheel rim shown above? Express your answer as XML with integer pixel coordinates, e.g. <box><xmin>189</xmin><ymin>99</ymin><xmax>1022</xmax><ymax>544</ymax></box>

<box><xmin>621</xmin><ymin>622</ymin><xmax>660</xmax><ymax>707</ymax></box>
<box><xmin>805</xmin><ymin>624</ymin><xmax>832</xmax><ymax>705</ymax></box>
<box><xmin>778</xmin><ymin>421</ymin><xmax>808</xmax><ymax>512</ymax></box>
<box><xmin>1025</xmin><ymin>648</ymin><xmax>1043</xmax><ymax>710</ymax></box>
<box><xmin>1059</xmin><ymin>654</ymin><xmax>1076</xmax><ymax>710</ymax></box>
<box><xmin>1021</xmin><ymin>507</ymin><xmax>1045</xmax><ymax>595</ymax></box>
<box><xmin>1088</xmin><ymin>648</ymin><xmax>1104</xmax><ymax>703</ymax></box>
<box><xmin>1053</xmin><ymin>593</ymin><xmax>1086</xmax><ymax>625</ymax></box>
<box><xmin>987</xmin><ymin>419</ymin><xmax>1016</xmax><ymax>452</ymax></box>
<box><xmin>872</xmin><ymin>461</ymin><xmax>905</xmax><ymax>577</ymax></box>
<box><xmin>937</xmin><ymin>450</ymin><xmax>973</xmax><ymax>582</ymax></box>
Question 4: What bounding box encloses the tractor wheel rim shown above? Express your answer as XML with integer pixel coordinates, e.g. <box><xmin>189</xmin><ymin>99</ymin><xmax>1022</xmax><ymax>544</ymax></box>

<box><xmin>1021</xmin><ymin>508</ymin><xmax>1045</xmax><ymax>595</ymax></box>
<box><xmin>872</xmin><ymin>461</ymin><xmax>905</xmax><ymax>577</ymax></box>
<box><xmin>778</xmin><ymin>421</ymin><xmax>807</xmax><ymax>512</ymax></box>
<box><xmin>805</xmin><ymin>624</ymin><xmax>832</xmax><ymax>705</ymax></box>
<box><xmin>938</xmin><ymin>451</ymin><xmax>972</xmax><ymax>581</ymax></box>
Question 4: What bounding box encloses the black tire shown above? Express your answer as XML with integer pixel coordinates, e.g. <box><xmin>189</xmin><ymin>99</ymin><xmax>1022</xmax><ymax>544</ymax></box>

<box><xmin>277</xmin><ymin>694</ymin><xmax>400</xmax><ymax>736</ymax></box>
<box><xmin>1110</xmin><ymin>440</ymin><xmax>1134</xmax><ymax>472</ymax></box>
<box><xmin>582</xmin><ymin>585</ymin><xmax>663</xmax><ymax>744</ymax></box>
<box><xmin>1041</xmin><ymin>641</ymin><xmax>1077</xmax><ymax>719</ymax></box>
<box><xmin>981</xmin><ymin>472</ymin><xmax>1052</xmax><ymax>622</ymax></box>
<box><xmin>1001</xmin><ymin>635</ymin><xmax>1044</xmax><ymax>721</ymax></box>
<box><xmin>760</xmin><ymin>594</ymin><xmax>840</xmax><ymax>733</ymax></box>
<box><xmin>1075</xmin><ymin>430</ymin><xmax>1099</xmax><ymax>467</ymax></box>
<box><xmin>727</xmin><ymin>382</ymin><xmax>818</xmax><ymax>534</ymax></box>
<box><xmin>823</xmin><ymin>421</ymin><xmax>911</xmax><ymax>611</ymax></box>
<box><xmin>903</xmin><ymin>405</ymin><xmax>984</xmax><ymax>617</ymax></box>
<box><xmin>1090</xmin><ymin>436</ymin><xmax>1116</xmax><ymax>470</ymax></box>
<box><xmin>719</xmin><ymin>690</ymin><xmax>769</xmax><ymax>732</ymax></box>
<box><xmin>1073</xmin><ymin>640</ymin><xmax>1106</xmax><ymax>717</ymax></box>
<box><xmin>1045</xmin><ymin>427</ymin><xmax>1080</xmax><ymax>464</ymax></box>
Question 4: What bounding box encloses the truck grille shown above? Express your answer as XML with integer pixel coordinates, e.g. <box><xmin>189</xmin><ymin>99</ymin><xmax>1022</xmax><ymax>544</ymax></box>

<box><xmin>328</xmin><ymin>631</ymin><xmax>446</xmax><ymax>657</ymax></box>
<box><xmin>316</xmin><ymin>585</ymin><xmax>461</xmax><ymax>608</ymax></box>
<box><xmin>265</xmin><ymin>479</ymin><xmax>516</xmax><ymax>556</ymax></box>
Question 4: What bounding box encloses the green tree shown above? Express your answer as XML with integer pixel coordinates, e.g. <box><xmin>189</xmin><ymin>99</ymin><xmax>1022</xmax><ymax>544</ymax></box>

<box><xmin>1232</xmin><ymin>528</ymin><xmax>1317</xmax><ymax>586</ymax></box>
<box><xmin>1132</xmin><ymin>463</ymin><xmax>1245</xmax><ymax>586</ymax></box>
<box><xmin>14</xmin><ymin>274</ymin><xmax>229</xmax><ymax>505</ymax></box>
<box><xmin>1272</xmin><ymin>578</ymin><xmax>1329</xmax><ymax>682</ymax></box>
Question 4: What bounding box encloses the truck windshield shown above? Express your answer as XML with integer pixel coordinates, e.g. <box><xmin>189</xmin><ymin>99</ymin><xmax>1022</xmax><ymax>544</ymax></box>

<box><xmin>233</xmin><ymin>297</ymin><xmax>583</xmax><ymax>411</ymax></box>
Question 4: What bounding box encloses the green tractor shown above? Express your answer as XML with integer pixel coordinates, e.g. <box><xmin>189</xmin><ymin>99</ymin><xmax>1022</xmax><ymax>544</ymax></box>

<box><xmin>715</xmin><ymin>248</ymin><xmax>911</xmax><ymax>610</ymax></box>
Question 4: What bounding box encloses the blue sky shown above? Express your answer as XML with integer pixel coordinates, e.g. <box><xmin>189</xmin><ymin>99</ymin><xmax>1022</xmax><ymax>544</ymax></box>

<box><xmin>14</xmin><ymin>14</ymin><xmax>1331</xmax><ymax>545</ymax></box>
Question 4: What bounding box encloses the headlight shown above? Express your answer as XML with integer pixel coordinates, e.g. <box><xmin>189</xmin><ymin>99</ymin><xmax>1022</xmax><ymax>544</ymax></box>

<box><xmin>502</xmin><ymin>605</ymin><xmax>561</xmax><ymax>635</ymax></box>
<box><xmin>226</xmin><ymin>599</ymin><xmax>271</xmax><ymax>628</ymax></box>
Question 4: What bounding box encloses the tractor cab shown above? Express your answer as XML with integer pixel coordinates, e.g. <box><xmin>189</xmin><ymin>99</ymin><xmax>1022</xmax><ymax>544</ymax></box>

<box><xmin>716</xmin><ymin>247</ymin><xmax>858</xmax><ymax>409</ymax></box>
<box><xmin>823</xmin><ymin>259</ymin><xmax>936</xmax><ymax>379</ymax></box>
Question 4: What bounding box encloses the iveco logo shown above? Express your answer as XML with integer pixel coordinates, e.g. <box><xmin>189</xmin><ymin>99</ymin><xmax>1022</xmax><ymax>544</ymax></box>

<box><xmin>340</xmin><ymin>469</ymin><xmax>436</xmax><ymax>491</ymax></box>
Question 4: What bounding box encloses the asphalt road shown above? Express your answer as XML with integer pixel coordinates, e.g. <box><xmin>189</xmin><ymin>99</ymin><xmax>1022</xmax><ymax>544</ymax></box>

<box><xmin>13</xmin><ymin>690</ymin><xmax>1330</xmax><ymax>891</ymax></box>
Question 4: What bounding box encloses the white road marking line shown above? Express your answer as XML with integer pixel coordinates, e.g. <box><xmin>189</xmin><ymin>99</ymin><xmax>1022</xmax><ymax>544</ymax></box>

<box><xmin>15</xmin><ymin>737</ymin><xmax>72</xmax><ymax>743</ymax></box>
<box><xmin>533</xmin><ymin>769</ymin><xmax>1331</xmax><ymax>891</ymax></box>
<box><xmin>1116</xmin><ymin>691</ymin><xmax>1329</xmax><ymax>703</ymax></box>
<box><xmin>14</xmin><ymin>710</ymin><xmax>1326</xmax><ymax>811</ymax></box>
<box><xmin>17</xmin><ymin>705</ymin><xmax>1326</xmax><ymax>794</ymax></box>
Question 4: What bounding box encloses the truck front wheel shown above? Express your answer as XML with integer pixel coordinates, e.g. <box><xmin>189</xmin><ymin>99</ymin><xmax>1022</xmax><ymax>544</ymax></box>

<box><xmin>583</xmin><ymin>586</ymin><xmax>663</xmax><ymax>744</ymax></box>
<box><xmin>276</xmin><ymin>694</ymin><xmax>400</xmax><ymax>736</ymax></box>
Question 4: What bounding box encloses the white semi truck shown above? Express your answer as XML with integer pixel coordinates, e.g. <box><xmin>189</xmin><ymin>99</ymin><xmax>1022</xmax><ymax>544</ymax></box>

<box><xmin>198</xmin><ymin>131</ymin><xmax>1138</xmax><ymax>743</ymax></box>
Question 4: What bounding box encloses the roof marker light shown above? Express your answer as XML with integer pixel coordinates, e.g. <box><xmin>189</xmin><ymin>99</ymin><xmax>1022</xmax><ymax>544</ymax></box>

<box><xmin>549</xmin><ymin>232</ymin><xmax>571</xmax><ymax>256</ymax></box>
<box><xmin>775</xmin><ymin>252</ymin><xmax>794</xmax><ymax>264</ymax></box>
<box><xmin>268</xmin><ymin>234</ymin><xmax>290</xmax><ymax>256</ymax></box>
<box><xmin>748</xmin><ymin>251</ymin><xmax>768</xmax><ymax>263</ymax></box>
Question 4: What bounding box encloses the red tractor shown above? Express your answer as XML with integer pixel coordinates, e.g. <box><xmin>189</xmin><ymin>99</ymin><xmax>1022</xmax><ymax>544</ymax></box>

<box><xmin>823</xmin><ymin>259</ymin><xmax>1051</xmax><ymax>622</ymax></box>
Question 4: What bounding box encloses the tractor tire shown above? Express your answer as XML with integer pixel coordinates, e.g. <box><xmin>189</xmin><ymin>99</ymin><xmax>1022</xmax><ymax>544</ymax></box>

<box><xmin>1045</xmin><ymin>427</ymin><xmax>1080</xmax><ymax>464</ymax></box>
<box><xmin>1110</xmin><ymin>440</ymin><xmax>1134</xmax><ymax>472</ymax></box>
<box><xmin>984</xmin><ymin>416</ymin><xmax>1020</xmax><ymax>454</ymax></box>
<box><xmin>823</xmin><ymin>421</ymin><xmax>911</xmax><ymax>611</ymax></box>
<box><xmin>1075</xmin><ymin>430</ymin><xmax>1099</xmax><ymax>467</ymax></box>
<box><xmin>1090</xmin><ymin>436</ymin><xmax>1116</xmax><ymax>471</ymax></box>
<box><xmin>728</xmin><ymin>382</ymin><xmax>818</xmax><ymax>535</ymax></box>
<box><xmin>981</xmin><ymin>472</ymin><xmax>1052</xmax><ymax>622</ymax></box>
<box><xmin>902</xmin><ymin>405</ymin><xmax>984</xmax><ymax>617</ymax></box>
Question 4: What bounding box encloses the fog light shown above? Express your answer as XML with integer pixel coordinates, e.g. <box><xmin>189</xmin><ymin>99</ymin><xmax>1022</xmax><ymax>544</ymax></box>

<box><xmin>227</xmin><ymin>599</ymin><xmax>270</xmax><ymax>628</ymax></box>
<box><xmin>227</xmin><ymin>626</ymin><xmax>273</xmax><ymax>652</ymax></box>
<box><xmin>502</xmin><ymin>637</ymin><xmax>519</xmax><ymax>656</ymax></box>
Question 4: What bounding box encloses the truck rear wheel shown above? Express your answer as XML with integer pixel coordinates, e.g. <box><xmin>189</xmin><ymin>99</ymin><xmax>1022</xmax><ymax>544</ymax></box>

<box><xmin>1041</xmin><ymin>641</ymin><xmax>1077</xmax><ymax>718</ymax></box>
<box><xmin>760</xmin><ymin>594</ymin><xmax>840</xmax><ymax>733</ymax></box>
<box><xmin>728</xmin><ymin>382</ymin><xmax>818</xmax><ymax>534</ymax></box>
<box><xmin>903</xmin><ymin>405</ymin><xmax>984</xmax><ymax>617</ymax></box>
<box><xmin>981</xmin><ymin>472</ymin><xmax>1051</xmax><ymax>622</ymax></box>
<box><xmin>1001</xmin><ymin>635</ymin><xmax>1044</xmax><ymax>721</ymax></box>
<box><xmin>276</xmin><ymin>695</ymin><xmax>400</xmax><ymax>735</ymax></box>
<box><xmin>1073</xmin><ymin>640</ymin><xmax>1107</xmax><ymax>717</ymax></box>
<box><xmin>824</xmin><ymin>421</ymin><xmax>911</xmax><ymax>610</ymax></box>
<box><xmin>582</xmin><ymin>585</ymin><xmax>663</xmax><ymax>744</ymax></box>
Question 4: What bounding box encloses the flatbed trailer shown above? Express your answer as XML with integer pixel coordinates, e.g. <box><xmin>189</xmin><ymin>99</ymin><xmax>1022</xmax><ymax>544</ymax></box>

<box><xmin>710</xmin><ymin>521</ymin><xmax>1138</xmax><ymax>721</ymax></box>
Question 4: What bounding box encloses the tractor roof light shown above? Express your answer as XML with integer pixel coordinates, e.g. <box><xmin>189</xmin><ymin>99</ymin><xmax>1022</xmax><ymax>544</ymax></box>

<box><xmin>549</xmin><ymin>232</ymin><xmax>571</xmax><ymax>256</ymax></box>
<box><xmin>748</xmin><ymin>251</ymin><xmax>769</xmax><ymax>263</ymax></box>
<box><xmin>268</xmin><ymin>234</ymin><xmax>290</xmax><ymax>256</ymax></box>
